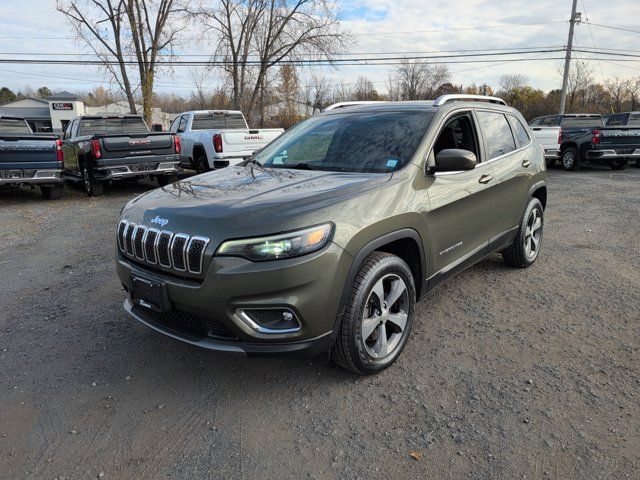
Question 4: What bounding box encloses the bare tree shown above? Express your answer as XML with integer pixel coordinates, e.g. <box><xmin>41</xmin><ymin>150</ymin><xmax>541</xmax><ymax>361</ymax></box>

<box><xmin>388</xmin><ymin>59</ymin><xmax>450</xmax><ymax>100</ymax></box>
<box><xmin>565</xmin><ymin>61</ymin><xmax>593</xmax><ymax>111</ymax></box>
<box><xmin>192</xmin><ymin>0</ymin><xmax>350</xmax><ymax>125</ymax></box>
<box><xmin>351</xmin><ymin>76</ymin><xmax>379</xmax><ymax>101</ymax></box>
<box><xmin>57</xmin><ymin>0</ymin><xmax>186</xmax><ymax>122</ymax></box>
<box><xmin>304</xmin><ymin>72</ymin><xmax>331</xmax><ymax>113</ymax></box>
<box><xmin>626</xmin><ymin>78</ymin><xmax>640</xmax><ymax>111</ymax></box>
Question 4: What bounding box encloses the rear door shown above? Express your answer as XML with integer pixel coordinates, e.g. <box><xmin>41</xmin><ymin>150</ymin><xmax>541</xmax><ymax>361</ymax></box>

<box><xmin>425</xmin><ymin>110</ymin><xmax>497</xmax><ymax>287</ymax></box>
<box><xmin>61</xmin><ymin>119</ymin><xmax>79</xmax><ymax>171</ymax></box>
<box><xmin>476</xmin><ymin>110</ymin><xmax>532</xmax><ymax>238</ymax></box>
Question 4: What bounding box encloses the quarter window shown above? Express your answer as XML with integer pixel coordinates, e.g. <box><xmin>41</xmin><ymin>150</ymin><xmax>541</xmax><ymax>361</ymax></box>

<box><xmin>477</xmin><ymin>111</ymin><xmax>516</xmax><ymax>159</ymax></box>
<box><xmin>508</xmin><ymin>115</ymin><xmax>531</xmax><ymax>147</ymax></box>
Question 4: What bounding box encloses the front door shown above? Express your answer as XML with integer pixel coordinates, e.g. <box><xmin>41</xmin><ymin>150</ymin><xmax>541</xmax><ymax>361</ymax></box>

<box><xmin>423</xmin><ymin>111</ymin><xmax>497</xmax><ymax>289</ymax></box>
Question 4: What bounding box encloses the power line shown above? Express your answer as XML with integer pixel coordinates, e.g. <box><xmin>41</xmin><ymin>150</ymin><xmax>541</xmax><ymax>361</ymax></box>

<box><xmin>583</xmin><ymin>21</ymin><xmax>640</xmax><ymax>35</ymax></box>
<box><xmin>580</xmin><ymin>0</ymin><xmax>606</xmax><ymax>79</ymax></box>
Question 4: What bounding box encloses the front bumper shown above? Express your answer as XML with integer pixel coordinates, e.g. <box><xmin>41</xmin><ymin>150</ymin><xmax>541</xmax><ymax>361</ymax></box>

<box><xmin>0</xmin><ymin>169</ymin><xmax>63</xmax><ymax>185</ymax></box>
<box><xmin>586</xmin><ymin>149</ymin><xmax>640</xmax><ymax>160</ymax></box>
<box><xmin>116</xmin><ymin>242</ymin><xmax>353</xmax><ymax>356</ymax></box>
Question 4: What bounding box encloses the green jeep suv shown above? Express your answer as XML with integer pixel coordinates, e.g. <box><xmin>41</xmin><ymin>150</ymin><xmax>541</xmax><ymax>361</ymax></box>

<box><xmin>115</xmin><ymin>95</ymin><xmax>547</xmax><ymax>374</ymax></box>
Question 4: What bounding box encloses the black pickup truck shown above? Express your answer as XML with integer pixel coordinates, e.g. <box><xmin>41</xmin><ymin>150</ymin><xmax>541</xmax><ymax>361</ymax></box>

<box><xmin>0</xmin><ymin>116</ymin><xmax>64</xmax><ymax>199</ymax></box>
<box><xmin>604</xmin><ymin>112</ymin><xmax>640</xmax><ymax>167</ymax></box>
<box><xmin>529</xmin><ymin>113</ymin><xmax>640</xmax><ymax>170</ymax></box>
<box><xmin>61</xmin><ymin>115</ymin><xmax>180</xmax><ymax>196</ymax></box>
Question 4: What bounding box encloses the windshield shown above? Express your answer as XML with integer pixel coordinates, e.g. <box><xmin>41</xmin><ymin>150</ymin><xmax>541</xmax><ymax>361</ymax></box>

<box><xmin>79</xmin><ymin>117</ymin><xmax>149</xmax><ymax>136</ymax></box>
<box><xmin>560</xmin><ymin>116</ymin><xmax>604</xmax><ymax>127</ymax></box>
<box><xmin>254</xmin><ymin>110</ymin><xmax>434</xmax><ymax>173</ymax></box>
<box><xmin>0</xmin><ymin>118</ymin><xmax>31</xmax><ymax>133</ymax></box>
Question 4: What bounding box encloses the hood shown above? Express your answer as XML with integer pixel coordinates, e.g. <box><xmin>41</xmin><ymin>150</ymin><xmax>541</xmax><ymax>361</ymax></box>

<box><xmin>122</xmin><ymin>165</ymin><xmax>391</xmax><ymax>238</ymax></box>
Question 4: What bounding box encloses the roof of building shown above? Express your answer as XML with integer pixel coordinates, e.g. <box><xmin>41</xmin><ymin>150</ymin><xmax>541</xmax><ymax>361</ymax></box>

<box><xmin>47</xmin><ymin>91</ymin><xmax>78</xmax><ymax>101</ymax></box>
<box><xmin>0</xmin><ymin>97</ymin><xmax>48</xmax><ymax>107</ymax></box>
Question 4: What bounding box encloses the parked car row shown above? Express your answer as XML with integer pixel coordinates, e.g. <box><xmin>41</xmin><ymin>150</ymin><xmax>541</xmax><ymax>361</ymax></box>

<box><xmin>529</xmin><ymin>112</ymin><xmax>640</xmax><ymax>171</ymax></box>
<box><xmin>1</xmin><ymin>110</ymin><xmax>283</xmax><ymax>199</ymax></box>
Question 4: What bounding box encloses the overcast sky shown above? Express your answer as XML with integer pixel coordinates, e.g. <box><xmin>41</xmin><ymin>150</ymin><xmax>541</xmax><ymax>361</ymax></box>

<box><xmin>1</xmin><ymin>0</ymin><xmax>639</xmax><ymax>97</ymax></box>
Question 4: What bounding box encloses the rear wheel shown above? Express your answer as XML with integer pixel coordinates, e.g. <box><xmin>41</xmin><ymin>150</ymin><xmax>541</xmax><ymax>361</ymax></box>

<box><xmin>195</xmin><ymin>154</ymin><xmax>210</xmax><ymax>174</ymax></box>
<box><xmin>157</xmin><ymin>173</ymin><xmax>178</xmax><ymax>187</ymax></box>
<box><xmin>40</xmin><ymin>185</ymin><xmax>63</xmax><ymax>200</ymax></box>
<box><xmin>81</xmin><ymin>164</ymin><xmax>103</xmax><ymax>197</ymax></box>
<box><xmin>561</xmin><ymin>147</ymin><xmax>580</xmax><ymax>171</ymax></box>
<box><xmin>502</xmin><ymin>197</ymin><xmax>544</xmax><ymax>268</ymax></box>
<box><xmin>609</xmin><ymin>159</ymin><xmax>629</xmax><ymax>170</ymax></box>
<box><xmin>331</xmin><ymin>252</ymin><xmax>415</xmax><ymax>375</ymax></box>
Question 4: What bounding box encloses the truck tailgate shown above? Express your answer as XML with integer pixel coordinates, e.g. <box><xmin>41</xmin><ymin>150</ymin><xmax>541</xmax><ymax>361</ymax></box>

<box><xmin>530</xmin><ymin>127</ymin><xmax>561</xmax><ymax>150</ymax></box>
<box><xmin>222</xmin><ymin>129</ymin><xmax>284</xmax><ymax>157</ymax></box>
<box><xmin>598</xmin><ymin>127</ymin><xmax>640</xmax><ymax>150</ymax></box>
<box><xmin>0</xmin><ymin>134</ymin><xmax>60</xmax><ymax>169</ymax></box>
<box><xmin>99</xmin><ymin>133</ymin><xmax>176</xmax><ymax>160</ymax></box>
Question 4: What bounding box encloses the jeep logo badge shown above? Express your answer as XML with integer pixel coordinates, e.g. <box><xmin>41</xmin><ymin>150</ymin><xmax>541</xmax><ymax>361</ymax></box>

<box><xmin>150</xmin><ymin>216</ymin><xmax>169</xmax><ymax>227</ymax></box>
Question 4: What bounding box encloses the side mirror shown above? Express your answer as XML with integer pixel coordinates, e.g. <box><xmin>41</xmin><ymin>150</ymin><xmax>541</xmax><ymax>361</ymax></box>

<box><xmin>434</xmin><ymin>149</ymin><xmax>477</xmax><ymax>172</ymax></box>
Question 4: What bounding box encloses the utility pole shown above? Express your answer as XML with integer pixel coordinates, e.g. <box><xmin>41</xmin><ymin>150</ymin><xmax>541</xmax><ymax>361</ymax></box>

<box><xmin>559</xmin><ymin>0</ymin><xmax>581</xmax><ymax>114</ymax></box>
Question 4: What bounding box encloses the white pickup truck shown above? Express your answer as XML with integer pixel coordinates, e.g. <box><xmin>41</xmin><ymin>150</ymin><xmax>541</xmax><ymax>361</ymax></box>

<box><xmin>169</xmin><ymin>110</ymin><xmax>284</xmax><ymax>173</ymax></box>
<box><xmin>529</xmin><ymin>125</ymin><xmax>562</xmax><ymax>165</ymax></box>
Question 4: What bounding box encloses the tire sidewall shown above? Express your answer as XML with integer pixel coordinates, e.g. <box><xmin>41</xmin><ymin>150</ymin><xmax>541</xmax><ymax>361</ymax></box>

<box><xmin>81</xmin><ymin>165</ymin><xmax>93</xmax><ymax>195</ymax></box>
<box><xmin>561</xmin><ymin>148</ymin><xmax>578</xmax><ymax>171</ymax></box>
<box><xmin>517</xmin><ymin>198</ymin><xmax>544</xmax><ymax>266</ymax></box>
<box><xmin>349</xmin><ymin>256</ymin><xmax>416</xmax><ymax>373</ymax></box>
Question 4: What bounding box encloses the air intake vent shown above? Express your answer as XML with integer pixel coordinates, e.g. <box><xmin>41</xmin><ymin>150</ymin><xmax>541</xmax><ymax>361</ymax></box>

<box><xmin>117</xmin><ymin>221</ymin><xmax>209</xmax><ymax>275</ymax></box>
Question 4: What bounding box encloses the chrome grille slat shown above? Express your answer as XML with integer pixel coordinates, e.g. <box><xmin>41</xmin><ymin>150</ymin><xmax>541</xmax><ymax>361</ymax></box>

<box><xmin>117</xmin><ymin>222</ymin><xmax>209</xmax><ymax>275</ymax></box>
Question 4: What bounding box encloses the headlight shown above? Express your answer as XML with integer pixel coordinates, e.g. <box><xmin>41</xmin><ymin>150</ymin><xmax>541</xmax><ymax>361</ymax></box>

<box><xmin>216</xmin><ymin>223</ymin><xmax>333</xmax><ymax>261</ymax></box>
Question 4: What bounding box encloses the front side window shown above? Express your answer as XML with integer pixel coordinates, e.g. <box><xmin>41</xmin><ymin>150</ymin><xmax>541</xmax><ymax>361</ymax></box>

<box><xmin>508</xmin><ymin>115</ymin><xmax>531</xmax><ymax>147</ymax></box>
<box><xmin>255</xmin><ymin>110</ymin><xmax>434</xmax><ymax>173</ymax></box>
<box><xmin>477</xmin><ymin>111</ymin><xmax>516</xmax><ymax>159</ymax></box>
<box><xmin>169</xmin><ymin>115</ymin><xmax>182</xmax><ymax>132</ymax></box>
<box><xmin>433</xmin><ymin>113</ymin><xmax>479</xmax><ymax>158</ymax></box>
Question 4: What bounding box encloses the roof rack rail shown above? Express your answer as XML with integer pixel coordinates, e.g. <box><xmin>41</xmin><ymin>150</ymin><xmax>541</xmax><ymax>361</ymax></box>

<box><xmin>433</xmin><ymin>94</ymin><xmax>507</xmax><ymax>107</ymax></box>
<box><xmin>322</xmin><ymin>101</ymin><xmax>386</xmax><ymax>111</ymax></box>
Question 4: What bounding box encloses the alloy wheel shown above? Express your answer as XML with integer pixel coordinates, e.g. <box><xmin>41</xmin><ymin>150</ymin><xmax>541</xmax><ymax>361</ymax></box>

<box><xmin>524</xmin><ymin>207</ymin><xmax>543</xmax><ymax>261</ymax></box>
<box><xmin>361</xmin><ymin>274</ymin><xmax>409</xmax><ymax>359</ymax></box>
<box><xmin>562</xmin><ymin>151</ymin><xmax>574</xmax><ymax>169</ymax></box>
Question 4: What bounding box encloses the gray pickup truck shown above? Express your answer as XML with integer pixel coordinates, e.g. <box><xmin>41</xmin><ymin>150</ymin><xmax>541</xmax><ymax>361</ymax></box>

<box><xmin>0</xmin><ymin>116</ymin><xmax>64</xmax><ymax>199</ymax></box>
<box><xmin>61</xmin><ymin>115</ymin><xmax>181</xmax><ymax>196</ymax></box>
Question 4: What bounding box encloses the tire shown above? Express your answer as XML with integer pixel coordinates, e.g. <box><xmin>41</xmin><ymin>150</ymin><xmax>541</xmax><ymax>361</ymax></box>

<box><xmin>81</xmin><ymin>164</ymin><xmax>103</xmax><ymax>197</ymax></box>
<box><xmin>157</xmin><ymin>173</ymin><xmax>178</xmax><ymax>187</ymax></box>
<box><xmin>40</xmin><ymin>185</ymin><xmax>63</xmax><ymax>200</ymax></box>
<box><xmin>502</xmin><ymin>197</ymin><xmax>544</xmax><ymax>268</ymax></box>
<box><xmin>561</xmin><ymin>147</ymin><xmax>580</xmax><ymax>171</ymax></box>
<box><xmin>195</xmin><ymin>154</ymin><xmax>210</xmax><ymax>174</ymax></box>
<box><xmin>609</xmin><ymin>159</ymin><xmax>629</xmax><ymax>170</ymax></box>
<box><xmin>545</xmin><ymin>158</ymin><xmax>557</xmax><ymax>168</ymax></box>
<box><xmin>331</xmin><ymin>252</ymin><xmax>416</xmax><ymax>375</ymax></box>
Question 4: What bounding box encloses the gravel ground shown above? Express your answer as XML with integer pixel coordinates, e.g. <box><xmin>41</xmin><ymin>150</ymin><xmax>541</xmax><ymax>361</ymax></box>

<box><xmin>0</xmin><ymin>167</ymin><xmax>638</xmax><ymax>480</ymax></box>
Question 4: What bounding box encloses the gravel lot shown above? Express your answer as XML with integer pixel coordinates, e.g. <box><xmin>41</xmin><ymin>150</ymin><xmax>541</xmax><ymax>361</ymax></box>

<box><xmin>1</xmin><ymin>167</ymin><xmax>638</xmax><ymax>479</ymax></box>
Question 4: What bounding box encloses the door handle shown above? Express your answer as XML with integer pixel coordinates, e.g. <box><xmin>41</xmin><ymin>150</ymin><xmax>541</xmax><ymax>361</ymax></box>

<box><xmin>478</xmin><ymin>174</ymin><xmax>494</xmax><ymax>184</ymax></box>
<box><xmin>522</xmin><ymin>159</ymin><xmax>531</xmax><ymax>168</ymax></box>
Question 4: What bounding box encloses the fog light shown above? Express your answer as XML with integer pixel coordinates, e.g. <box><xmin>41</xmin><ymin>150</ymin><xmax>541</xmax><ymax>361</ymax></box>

<box><xmin>237</xmin><ymin>308</ymin><xmax>301</xmax><ymax>334</ymax></box>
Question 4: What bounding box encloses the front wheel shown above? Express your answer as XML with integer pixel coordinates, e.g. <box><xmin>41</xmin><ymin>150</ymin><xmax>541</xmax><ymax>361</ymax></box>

<box><xmin>331</xmin><ymin>252</ymin><xmax>415</xmax><ymax>375</ymax></box>
<box><xmin>502</xmin><ymin>197</ymin><xmax>544</xmax><ymax>268</ymax></box>
<box><xmin>561</xmin><ymin>147</ymin><xmax>580</xmax><ymax>171</ymax></box>
<box><xmin>81</xmin><ymin>164</ymin><xmax>103</xmax><ymax>197</ymax></box>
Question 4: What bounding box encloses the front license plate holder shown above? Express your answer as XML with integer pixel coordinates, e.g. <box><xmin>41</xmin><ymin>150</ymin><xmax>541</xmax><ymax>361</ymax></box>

<box><xmin>130</xmin><ymin>275</ymin><xmax>169</xmax><ymax>312</ymax></box>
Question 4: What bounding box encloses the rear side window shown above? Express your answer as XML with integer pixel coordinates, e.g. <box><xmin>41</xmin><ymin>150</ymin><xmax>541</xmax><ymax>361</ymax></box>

<box><xmin>541</xmin><ymin>117</ymin><xmax>558</xmax><ymax>126</ymax></box>
<box><xmin>627</xmin><ymin>114</ymin><xmax>640</xmax><ymax>127</ymax></box>
<box><xmin>192</xmin><ymin>113</ymin><xmax>248</xmax><ymax>130</ymax></box>
<box><xmin>79</xmin><ymin>117</ymin><xmax>149</xmax><ymax>135</ymax></box>
<box><xmin>0</xmin><ymin>118</ymin><xmax>31</xmax><ymax>133</ymax></box>
<box><xmin>477</xmin><ymin>111</ymin><xmax>516</xmax><ymax>159</ymax></box>
<box><xmin>507</xmin><ymin>115</ymin><xmax>531</xmax><ymax>147</ymax></box>
<box><xmin>560</xmin><ymin>116</ymin><xmax>604</xmax><ymax>127</ymax></box>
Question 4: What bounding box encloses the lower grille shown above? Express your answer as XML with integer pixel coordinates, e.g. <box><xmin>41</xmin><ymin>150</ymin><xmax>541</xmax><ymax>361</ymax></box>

<box><xmin>133</xmin><ymin>304</ymin><xmax>237</xmax><ymax>340</ymax></box>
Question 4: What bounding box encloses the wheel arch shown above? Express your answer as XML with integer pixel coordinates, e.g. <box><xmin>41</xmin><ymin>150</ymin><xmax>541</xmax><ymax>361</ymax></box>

<box><xmin>530</xmin><ymin>182</ymin><xmax>547</xmax><ymax>210</ymax></box>
<box><xmin>337</xmin><ymin>229</ymin><xmax>427</xmax><ymax>323</ymax></box>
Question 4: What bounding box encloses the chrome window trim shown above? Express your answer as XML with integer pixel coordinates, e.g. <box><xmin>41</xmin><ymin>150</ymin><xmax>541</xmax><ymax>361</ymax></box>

<box><xmin>236</xmin><ymin>308</ymin><xmax>302</xmax><ymax>334</ymax></box>
<box><xmin>186</xmin><ymin>236</ymin><xmax>210</xmax><ymax>274</ymax></box>
<box><xmin>170</xmin><ymin>233</ymin><xmax>190</xmax><ymax>272</ymax></box>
